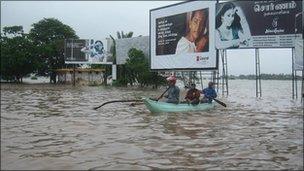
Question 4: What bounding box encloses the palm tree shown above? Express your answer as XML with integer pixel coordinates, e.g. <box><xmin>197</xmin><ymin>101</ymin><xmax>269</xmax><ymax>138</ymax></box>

<box><xmin>116</xmin><ymin>31</ymin><xmax>133</xmax><ymax>39</ymax></box>
<box><xmin>109</xmin><ymin>31</ymin><xmax>133</xmax><ymax>64</ymax></box>
<box><xmin>109</xmin><ymin>31</ymin><xmax>134</xmax><ymax>85</ymax></box>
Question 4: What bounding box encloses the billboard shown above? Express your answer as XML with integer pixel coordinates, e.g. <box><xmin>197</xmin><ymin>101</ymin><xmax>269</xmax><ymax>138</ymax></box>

<box><xmin>294</xmin><ymin>37</ymin><xmax>303</xmax><ymax>71</ymax></box>
<box><xmin>150</xmin><ymin>1</ymin><xmax>217</xmax><ymax>71</ymax></box>
<box><xmin>64</xmin><ymin>39</ymin><xmax>112</xmax><ymax>64</ymax></box>
<box><xmin>215</xmin><ymin>0</ymin><xmax>303</xmax><ymax>49</ymax></box>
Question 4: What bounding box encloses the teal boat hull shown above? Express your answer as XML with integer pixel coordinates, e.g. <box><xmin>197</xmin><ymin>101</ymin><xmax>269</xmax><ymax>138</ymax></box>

<box><xmin>143</xmin><ymin>98</ymin><xmax>215</xmax><ymax>113</ymax></box>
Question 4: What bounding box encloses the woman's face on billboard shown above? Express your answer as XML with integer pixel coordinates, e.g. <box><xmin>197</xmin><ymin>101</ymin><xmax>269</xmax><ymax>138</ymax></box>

<box><xmin>189</xmin><ymin>11</ymin><xmax>205</xmax><ymax>40</ymax></box>
<box><xmin>221</xmin><ymin>8</ymin><xmax>235</xmax><ymax>27</ymax></box>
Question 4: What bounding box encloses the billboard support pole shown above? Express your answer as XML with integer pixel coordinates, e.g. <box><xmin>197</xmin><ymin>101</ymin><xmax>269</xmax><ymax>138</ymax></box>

<box><xmin>73</xmin><ymin>64</ymin><xmax>76</xmax><ymax>86</ymax></box>
<box><xmin>216</xmin><ymin>70</ymin><xmax>219</xmax><ymax>93</ymax></box>
<box><xmin>224</xmin><ymin>50</ymin><xmax>228</xmax><ymax>96</ymax></box>
<box><xmin>255</xmin><ymin>48</ymin><xmax>262</xmax><ymax>97</ymax></box>
<box><xmin>220</xmin><ymin>50</ymin><xmax>228</xmax><ymax>96</ymax></box>
<box><xmin>221</xmin><ymin>50</ymin><xmax>224</xmax><ymax>96</ymax></box>
<box><xmin>292</xmin><ymin>47</ymin><xmax>296</xmax><ymax>99</ymax></box>
<box><xmin>112</xmin><ymin>64</ymin><xmax>117</xmax><ymax>83</ymax></box>
<box><xmin>302</xmin><ymin>56</ymin><xmax>304</xmax><ymax>103</ymax></box>
<box><xmin>199</xmin><ymin>71</ymin><xmax>203</xmax><ymax>90</ymax></box>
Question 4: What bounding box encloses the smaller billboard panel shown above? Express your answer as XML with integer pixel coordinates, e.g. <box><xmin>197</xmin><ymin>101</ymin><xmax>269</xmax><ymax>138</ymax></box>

<box><xmin>215</xmin><ymin>0</ymin><xmax>302</xmax><ymax>49</ymax></box>
<box><xmin>294</xmin><ymin>37</ymin><xmax>303</xmax><ymax>71</ymax></box>
<box><xmin>64</xmin><ymin>39</ymin><xmax>112</xmax><ymax>64</ymax></box>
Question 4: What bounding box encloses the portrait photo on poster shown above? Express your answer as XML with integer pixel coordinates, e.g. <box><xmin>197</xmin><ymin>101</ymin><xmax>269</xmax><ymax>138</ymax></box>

<box><xmin>156</xmin><ymin>8</ymin><xmax>209</xmax><ymax>56</ymax></box>
<box><xmin>215</xmin><ymin>2</ymin><xmax>252</xmax><ymax>49</ymax></box>
<box><xmin>81</xmin><ymin>40</ymin><xmax>106</xmax><ymax>63</ymax></box>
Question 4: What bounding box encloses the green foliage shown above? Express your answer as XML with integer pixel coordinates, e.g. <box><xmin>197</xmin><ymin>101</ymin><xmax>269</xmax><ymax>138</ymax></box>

<box><xmin>29</xmin><ymin>18</ymin><xmax>78</xmax><ymax>76</ymax></box>
<box><xmin>1</xmin><ymin>26</ymin><xmax>38</xmax><ymax>82</ymax></box>
<box><xmin>0</xmin><ymin>18</ymin><xmax>78</xmax><ymax>82</ymax></box>
<box><xmin>116</xmin><ymin>31</ymin><xmax>133</xmax><ymax>39</ymax></box>
<box><xmin>116</xmin><ymin>48</ymin><xmax>166</xmax><ymax>88</ymax></box>
<box><xmin>29</xmin><ymin>18</ymin><xmax>78</xmax><ymax>44</ymax></box>
<box><xmin>2</xmin><ymin>26</ymin><xmax>24</xmax><ymax>36</ymax></box>
<box><xmin>31</xmin><ymin>76</ymin><xmax>38</xmax><ymax>80</ymax></box>
<box><xmin>109</xmin><ymin>35</ymin><xmax>116</xmax><ymax>64</ymax></box>
<box><xmin>109</xmin><ymin>31</ymin><xmax>133</xmax><ymax>64</ymax></box>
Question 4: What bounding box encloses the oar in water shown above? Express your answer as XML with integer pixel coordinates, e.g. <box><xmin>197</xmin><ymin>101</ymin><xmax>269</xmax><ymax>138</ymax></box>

<box><xmin>93</xmin><ymin>99</ymin><xmax>142</xmax><ymax>110</ymax></box>
<box><xmin>213</xmin><ymin>98</ymin><xmax>227</xmax><ymax>107</ymax></box>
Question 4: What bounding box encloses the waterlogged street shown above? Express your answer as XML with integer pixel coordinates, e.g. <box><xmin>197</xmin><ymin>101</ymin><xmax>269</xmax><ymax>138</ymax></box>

<box><xmin>1</xmin><ymin>80</ymin><xmax>303</xmax><ymax>170</ymax></box>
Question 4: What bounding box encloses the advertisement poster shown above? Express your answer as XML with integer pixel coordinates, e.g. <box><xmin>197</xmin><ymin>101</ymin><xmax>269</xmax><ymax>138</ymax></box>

<box><xmin>64</xmin><ymin>39</ymin><xmax>89</xmax><ymax>62</ymax></box>
<box><xmin>150</xmin><ymin>1</ymin><xmax>217</xmax><ymax>70</ymax></box>
<box><xmin>65</xmin><ymin>39</ymin><xmax>111</xmax><ymax>64</ymax></box>
<box><xmin>215</xmin><ymin>0</ymin><xmax>303</xmax><ymax>49</ymax></box>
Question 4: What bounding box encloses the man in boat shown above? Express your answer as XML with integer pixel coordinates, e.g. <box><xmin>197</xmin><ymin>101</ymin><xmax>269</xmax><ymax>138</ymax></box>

<box><xmin>162</xmin><ymin>75</ymin><xmax>180</xmax><ymax>104</ymax></box>
<box><xmin>201</xmin><ymin>81</ymin><xmax>217</xmax><ymax>103</ymax></box>
<box><xmin>185</xmin><ymin>83</ymin><xmax>200</xmax><ymax>105</ymax></box>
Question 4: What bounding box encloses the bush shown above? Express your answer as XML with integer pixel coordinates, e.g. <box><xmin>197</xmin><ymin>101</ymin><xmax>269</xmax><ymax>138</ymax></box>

<box><xmin>31</xmin><ymin>76</ymin><xmax>38</xmax><ymax>80</ymax></box>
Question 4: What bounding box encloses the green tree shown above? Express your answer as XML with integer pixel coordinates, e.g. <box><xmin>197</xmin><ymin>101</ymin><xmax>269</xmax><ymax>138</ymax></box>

<box><xmin>29</xmin><ymin>18</ymin><xmax>78</xmax><ymax>81</ymax></box>
<box><xmin>2</xmin><ymin>26</ymin><xmax>24</xmax><ymax>36</ymax></box>
<box><xmin>109</xmin><ymin>31</ymin><xmax>133</xmax><ymax>64</ymax></box>
<box><xmin>116</xmin><ymin>31</ymin><xmax>133</xmax><ymax>39</ymax></box>
<box><xmin>109</xmin><ymin>31</ymin><xmax>133</xmax><ymax>85</ymax></box>
<box><xmin>1</xmin><ymin>26</ymin><xmax>37</xmax><ymax>82</ymax></box>
<box><xmin>121</xmin><ymin>48</ymin><xmax>166</xmax><ymax>88</ymax></box>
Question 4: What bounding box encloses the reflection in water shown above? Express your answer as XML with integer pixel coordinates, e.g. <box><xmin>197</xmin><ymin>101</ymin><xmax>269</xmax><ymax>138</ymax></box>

<box><xmin>1</xmin><ymin>80</ymin><xmax>303</xmax><ymax>170</ymax></box>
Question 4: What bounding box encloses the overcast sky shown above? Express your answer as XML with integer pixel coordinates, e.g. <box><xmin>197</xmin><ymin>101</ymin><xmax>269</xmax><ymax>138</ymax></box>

<box><xmin>1</xmin><ymin>1</ymin><xmax>294</xmax><ymax>75</ymax></box>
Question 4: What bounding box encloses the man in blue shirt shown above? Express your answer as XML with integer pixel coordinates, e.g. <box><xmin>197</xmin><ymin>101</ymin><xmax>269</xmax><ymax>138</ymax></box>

<box><xmin>201</xmin><ymin>81</ymin><xmax>217</xmax><ymax>103</ymax></box>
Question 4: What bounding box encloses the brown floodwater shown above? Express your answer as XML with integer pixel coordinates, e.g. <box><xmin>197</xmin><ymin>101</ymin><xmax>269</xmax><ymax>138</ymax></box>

<box><xmin>1</xmin><ymin>80</ymin><xmax>303</xmax><ymax>170</ymax></box>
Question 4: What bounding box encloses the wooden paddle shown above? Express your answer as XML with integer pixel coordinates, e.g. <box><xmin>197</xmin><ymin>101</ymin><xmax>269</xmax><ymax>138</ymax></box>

<box><xmin>213</xmin><ymin>98</ymin><xmax>227</xmax><ymax>107</ymax></box>
<box><xmin>156</xmin><ymin>86</ymin><xmax>170</xmax><ymax>101</ymax></box>
<box><xmin>93</xmin><ymin>99</ymin><xmax>142</xmax><ymax>110</ymax></box>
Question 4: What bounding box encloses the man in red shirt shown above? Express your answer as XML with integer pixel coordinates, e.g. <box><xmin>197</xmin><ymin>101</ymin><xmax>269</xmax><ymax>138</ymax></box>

<box><xmin>185</xmin><ymin>83</ymin><xmax>200</xmax><ymax>105</ymax></box>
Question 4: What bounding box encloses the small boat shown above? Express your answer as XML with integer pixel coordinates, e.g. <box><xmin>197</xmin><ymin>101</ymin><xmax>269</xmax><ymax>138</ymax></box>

<box><xmin>143</xmin><ymin>98</ymin><xmax>215</xmax><ymax>113</ymax></box>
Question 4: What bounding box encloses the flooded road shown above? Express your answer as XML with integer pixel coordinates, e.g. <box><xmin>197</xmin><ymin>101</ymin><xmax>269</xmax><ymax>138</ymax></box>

<box><xmin>1</xmin><ymin>80</ymin><xmax>303</xmax><ymax>170</ymax></box>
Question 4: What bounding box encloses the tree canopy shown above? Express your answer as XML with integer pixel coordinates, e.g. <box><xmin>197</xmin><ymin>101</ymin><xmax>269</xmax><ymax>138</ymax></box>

<box><xmin>114</xmin><ymin>48</ymin><xmax>166</xmax><ymax>88</ymax></box>
<box><xmin>29</xmin><ymin>18</ymin><xmax>78</xmax><ymax>76</ymax></box>
<box><xmin>1</xmin><ymin>18</ymin><xmax>79</xmax><ymax>82</ymax></box>
<box><xmin>1</xmin><ymin>26</ymin><xmax>37</xmax><ymax>82</ymax></box>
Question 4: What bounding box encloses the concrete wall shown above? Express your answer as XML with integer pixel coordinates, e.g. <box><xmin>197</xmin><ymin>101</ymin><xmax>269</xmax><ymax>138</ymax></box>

<box><xmin>57</xmin><ymin>71</ymin><xmax>103</xmax><ymax>85</ymax></box>
<box><xmin>116</xmin><ymin>36</ymin><xmax>149</xmax><ymax>65</ymax></box>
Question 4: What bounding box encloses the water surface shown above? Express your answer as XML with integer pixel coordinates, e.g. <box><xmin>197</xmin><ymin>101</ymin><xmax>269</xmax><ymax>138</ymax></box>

<box><xmin>1</xmin><ymin>80</ymin><xmax>303</xmax><ymax>170</ymax></box>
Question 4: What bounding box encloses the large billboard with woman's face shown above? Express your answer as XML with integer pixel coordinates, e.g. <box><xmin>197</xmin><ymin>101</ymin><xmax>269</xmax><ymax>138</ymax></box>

<box><xmin>215</xmin><ymin>0</ymin><xmax>303</xmax><ymax>49</ymax></box>
<box><xmin>150</xmin><ymin>1</ymin><xmax>217</xmax><ymax>71</ymax></box>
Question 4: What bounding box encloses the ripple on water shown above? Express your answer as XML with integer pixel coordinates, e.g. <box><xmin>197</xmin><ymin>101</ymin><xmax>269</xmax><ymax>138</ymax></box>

<box><xmin>1</xmin><ymin>81</ymin><xmax>303</xmax><ymax>170</ymax></box>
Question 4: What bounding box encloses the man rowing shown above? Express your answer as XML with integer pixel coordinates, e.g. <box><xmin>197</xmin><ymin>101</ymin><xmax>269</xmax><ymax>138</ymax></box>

<box><xmin>161</xmin><ymin>75</ymin><xmax>180</xmax><ymax>104</ymax></box>
<box><xmin>201</xmin><ymin>81</ymin><xmax>217</xmax><ymax>103</ymax></box>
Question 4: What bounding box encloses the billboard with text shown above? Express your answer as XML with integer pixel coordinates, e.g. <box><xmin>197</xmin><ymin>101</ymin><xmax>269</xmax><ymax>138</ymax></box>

<box><xmin>215</xmin><ymin>0</ymin><xmax>303</xmax><ymax>49</ymax></box>
<box><xmin>150</xmin><ymin>1</ymin><xmax>217</xmax><ymax>71</ymax></box>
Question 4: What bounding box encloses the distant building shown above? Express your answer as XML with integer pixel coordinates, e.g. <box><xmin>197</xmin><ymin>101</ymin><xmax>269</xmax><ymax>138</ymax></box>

<box><xmin>116</xmin><ymin>36</ymin><xmax>149</xmax><ymax>65</ymax></box>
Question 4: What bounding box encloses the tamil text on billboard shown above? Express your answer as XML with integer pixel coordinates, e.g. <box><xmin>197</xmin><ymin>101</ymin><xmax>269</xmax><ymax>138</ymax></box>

<box><xmin>215</xmin><ymin>0</ymin><xmax>302</xmax><ymax>49</ymax></box>
<box><xmin>150</xmin><ymin>1</ymin><xmax>217</xmax><ymax>70</ymax></box>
